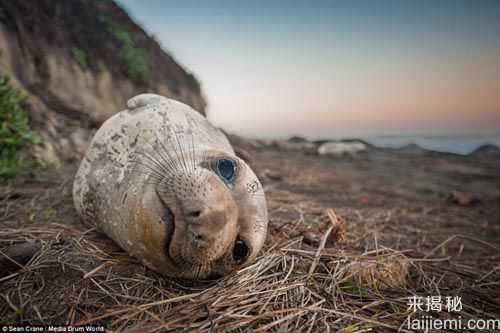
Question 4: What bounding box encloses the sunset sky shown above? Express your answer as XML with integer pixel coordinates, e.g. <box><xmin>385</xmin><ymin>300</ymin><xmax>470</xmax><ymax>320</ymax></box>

<box><xmin>116</xmin><ymin>0</ymin><xmax>500</xmax><ymax>139</ymax></box>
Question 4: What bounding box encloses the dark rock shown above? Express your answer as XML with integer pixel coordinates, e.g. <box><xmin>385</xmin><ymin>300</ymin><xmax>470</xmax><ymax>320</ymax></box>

<box><xmin>288</xmin><ymin>136</ymin><xmax>308</xmax><ymax>143</ymax></box>
<box><xmin>471</xmin><ymin>144</ymin><xmax>500</xmax><ymax>156</ymax></box>
<box><xmin>447</xmin><ymin>191</ymin><xmax>480</xmax><ymax>206</ymax></box>
<box><xmin>261</xmin><ymin>168</ymin><xmax>282</xmax><ymax>181</ymax></box>
<box><xmin>0</xmin><ymin>241</ymin><xmax>41</xmax><ymax>277</ymax></box>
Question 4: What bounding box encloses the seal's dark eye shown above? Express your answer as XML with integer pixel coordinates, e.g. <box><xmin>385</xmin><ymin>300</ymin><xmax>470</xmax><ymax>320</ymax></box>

<box><xmin>216</xmin><ymin>159</ymin><xmax>236</xmax><ymax>182</ymax></box>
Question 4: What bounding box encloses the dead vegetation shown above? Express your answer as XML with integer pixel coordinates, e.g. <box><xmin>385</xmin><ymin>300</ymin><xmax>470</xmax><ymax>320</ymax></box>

<box><xmin>1</xmin><ymin>215</ymin><xmax>499</xmax><ymax>332</ymax></box>
<box><xmin>1</xmin><ymin>147</ymin><xmax>500</xmax><ymax>332</ymax></box>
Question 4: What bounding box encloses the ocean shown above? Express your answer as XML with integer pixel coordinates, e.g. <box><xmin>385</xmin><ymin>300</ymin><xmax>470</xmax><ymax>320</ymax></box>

<box><xmin>366</xmin><ymin>135</ymin><xmax>500</xmax><ymax>155</ymax></box>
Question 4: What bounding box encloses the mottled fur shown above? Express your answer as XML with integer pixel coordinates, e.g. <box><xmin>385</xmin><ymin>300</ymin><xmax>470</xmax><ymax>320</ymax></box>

<box><xmin>73</xmin><ymin>94</ymin><xmax>268</xmax><ymax>279</ymax></box>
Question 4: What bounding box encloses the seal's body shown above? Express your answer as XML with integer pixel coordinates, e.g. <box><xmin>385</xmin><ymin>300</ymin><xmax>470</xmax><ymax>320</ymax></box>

<box><xmin>73</xmin><ymin>94</ymin><xmax>268</xmax><ymax>279</ymax></box>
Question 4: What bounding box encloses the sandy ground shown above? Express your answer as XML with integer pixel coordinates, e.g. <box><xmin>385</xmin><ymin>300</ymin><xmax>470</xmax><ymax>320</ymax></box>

<box><xmin>253</xmin><ymin>146</ymin><xmax>500</xmax><ymax>251</ymax></box>
<box><xmin>1</xmin><ymin>144</ymin><xmax>499</xmax><ymax>330</ymax></box>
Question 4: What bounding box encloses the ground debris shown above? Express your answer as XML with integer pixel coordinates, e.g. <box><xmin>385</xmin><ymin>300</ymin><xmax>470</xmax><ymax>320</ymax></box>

<box><xmin>447</xmin><ymin>190</ymin><xmax>480</xmax><ymax>206</ymax></box>
<box><xmin>325</xmin><ymin>208</ymin><xmax>347</xmax><ymax>245</ymax></box>
<box><xmin>1</xmin><ymin>145</ymin><xmax>500</xmax><ymax>331</ymax></box>
<box><xmin>0</xmin><ymin>223</ymin><xmax>498</xmax><ymax>332</ymax></box>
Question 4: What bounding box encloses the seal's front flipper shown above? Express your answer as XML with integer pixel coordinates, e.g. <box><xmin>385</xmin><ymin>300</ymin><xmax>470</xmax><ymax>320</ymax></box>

<box><xmin>127</xmin><ymin>93</ymin><xmax>170</xmax><ymax>110</ymax></box>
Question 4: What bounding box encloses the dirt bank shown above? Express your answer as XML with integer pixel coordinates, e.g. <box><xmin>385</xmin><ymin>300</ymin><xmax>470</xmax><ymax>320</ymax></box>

<box><xmin>0</xmin><ymin>0</ymin><xmax>206</xmax><ymax>163</ymax></box>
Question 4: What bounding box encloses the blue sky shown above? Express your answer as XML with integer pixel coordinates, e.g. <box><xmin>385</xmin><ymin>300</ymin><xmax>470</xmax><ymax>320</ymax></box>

<box><xmin>116</xmin><ymin>0</ymin><xmax>500</xmax><ymax>138</ymax></box>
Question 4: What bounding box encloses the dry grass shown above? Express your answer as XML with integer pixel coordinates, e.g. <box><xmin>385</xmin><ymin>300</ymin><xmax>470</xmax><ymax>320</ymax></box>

<box><xmin>1</xmin><ymin>149</ymin><xmax>500</xmax><ymax>332</ymax></box>
<box><xmin>1</xmin><ymin>214</ymin><xmax>499</xmax><ymax>332</ymax></box>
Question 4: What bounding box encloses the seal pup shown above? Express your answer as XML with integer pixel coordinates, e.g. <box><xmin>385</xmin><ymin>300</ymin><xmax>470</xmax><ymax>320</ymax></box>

<box><xmin>73</xmin><ymin>94</ymin><xmax>268</xmax><ymax>279</ymax></box>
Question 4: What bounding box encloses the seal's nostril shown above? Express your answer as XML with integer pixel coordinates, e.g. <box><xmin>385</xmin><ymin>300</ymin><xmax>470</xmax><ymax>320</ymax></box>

<box><xmin>187</xmin><ymin>210</ymin><xmax>201</xmax><ymax>218</ymax></box>
<box><xmin>233</xmin><ymin>238</ymin><xmax>249</xmax><ymax>263</ymax></box>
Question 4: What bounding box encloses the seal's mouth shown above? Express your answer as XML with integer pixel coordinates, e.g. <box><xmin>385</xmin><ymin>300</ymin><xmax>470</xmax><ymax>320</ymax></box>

<box><xmin>162</xmin><ymin>205</ymin><xmax>175</xmax><ymax>257</ymax></box>
<box><xmin>155</xmin><ymin>189</ymin><xmax>176</xmax><ymax>261</ymax></box>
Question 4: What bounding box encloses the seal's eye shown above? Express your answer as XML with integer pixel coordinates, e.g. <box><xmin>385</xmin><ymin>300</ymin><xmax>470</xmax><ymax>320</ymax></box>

<box><xmin>216</xmin><ymin>159</ymin><xmax>236</xmax><ymax>183</ymax></box>
<box><xmin>233</xmin><ymin>238</ymin><xmax>249</xmax><ymax>263</ymax></box>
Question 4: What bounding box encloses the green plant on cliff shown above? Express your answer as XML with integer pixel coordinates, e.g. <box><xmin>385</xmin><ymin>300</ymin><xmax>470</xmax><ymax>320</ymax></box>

<box><xmin>0</xmin><ymin>76</ymin><xmax>39</xmax><ymax>178</ymax></box>
<box><xmin>70</xmin><ymin>47</ymin><xmax>88</xmax><ymax>68</ymax></box>
<box><xmin>110</xmin><ymin>27</ymin><xmax>148</xmax><ymax>82</ymax></box>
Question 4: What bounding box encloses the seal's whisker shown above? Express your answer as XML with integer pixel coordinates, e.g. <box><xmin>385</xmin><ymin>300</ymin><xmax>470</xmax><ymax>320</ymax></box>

<box><xmin>129</xmin><ymin>157</ymin><xmax>172</xmax><ymax>183</ymax></box>
<box><xmin>131</xmin><ymin>168</ymin><xmax>165</xmax><ymax>183</ymax></box>
<box><xmin>151</xmin><ymin>135</ymin><xmax>178</xmax><ymax>174</ymax></box>
<box><xmin>156</xmin><ymin>145</ymin><xmax>180</xmax><ymax>177</ymax></box>
<box><xmin>168</xmin><ymin>132</ymin><xmax>188</xmax><ymax>175</ymax></box>
<box><xmin>199</xmin><ymin>150</ymin><xmax>209</xmax><ymax>171</ymax></box>
<box><xmin>179</xmin><ymin>126</ymin><xmax>191</xmax><ymax>172</ymax></box>
<box><xmin>174</xmin><ymin>130</ymin><xmax>190</xmax><ymax>174</ymax></box>
<box><xmin>189</xmin><ymin>130</ymin><xmax>196</xmax><ymax>171</ymax></box>
<box><xmin>141</xmin><ymin>146</ymin><xmax>182</xmax><ymax>177</ymax></box>
<box><xmin>129</xmin><ymin>158</ymin><xmax>165</xmax><ymax>177</ymax></box>
<box><xmin>134</xmin><ymin>170</ymin><xmax>165</xmax><ymax>181</ymax></box>
<box><xmin>184</xmin><ymin>133</ymin><xmax>193</xmax><ymax>172</ymax></box>
<box><xmin>132</xmin><ymin>150</ymin><xmax>170</xmax><ymax>173</ymax></box>
<box><xmin>233</xmin><ymin>193</ymin><xmax>267</xmax><ymax>200</ymax></box>
<box><xmin>143</xmin><ymin>180</ymin><xmax>165</xmax><ymax>188</ymax></box>
<box><xmin>157</xmin><ymin>132</ymin><xmax>184</xmax><ymax>174</ymax></box>
<box><xmin>171</xmin><ymin>130</ymin><xmax>186</xmax><ymax>171</ymax></box>
<box><xmin>131</xmin><ymin>151</ymin><xmax>175</xmax><ymax>179</ymax></box>
<box><xmin>155</xmin><ymin>134</ymin><xmax>184</xmax><ymax>176</ymax></box>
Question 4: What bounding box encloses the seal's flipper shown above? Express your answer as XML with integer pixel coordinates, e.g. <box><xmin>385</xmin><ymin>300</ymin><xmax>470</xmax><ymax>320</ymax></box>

<box><xmin>127</xmin><ymin>93</ymin><xmax>170</xmax><ymax>110</ymax></box>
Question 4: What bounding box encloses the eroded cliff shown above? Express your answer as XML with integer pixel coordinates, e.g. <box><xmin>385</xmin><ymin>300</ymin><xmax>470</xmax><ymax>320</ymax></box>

<box><xmin>0</xmin><ymin>0</ymin><xmax>206</xmax><ymax>163</ymax></box>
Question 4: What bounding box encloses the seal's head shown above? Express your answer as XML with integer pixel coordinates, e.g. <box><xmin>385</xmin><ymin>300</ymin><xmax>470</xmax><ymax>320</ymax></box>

<box><xmin>73</xmin><ymin>94</ymin><xmax>267</xmax><ymax>280</ymax></box>
<box><xmin>137</xmin><ymin>149</ymin><xmax>267</xmax><ymax>279</ymax></box>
